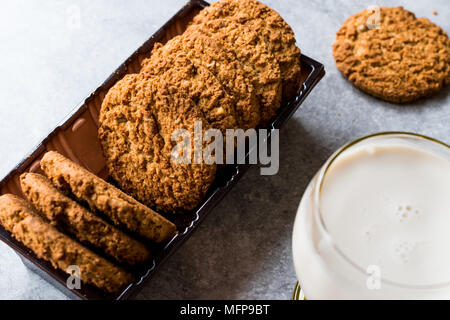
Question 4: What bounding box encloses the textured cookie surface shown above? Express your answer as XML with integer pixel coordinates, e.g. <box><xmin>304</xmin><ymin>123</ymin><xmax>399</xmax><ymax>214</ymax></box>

<box><xmin>333</xmin><ymin>6</ymin><xmax>450</xmax><ymax>103</ymax></box>
<box><xmin>0</xmin><ymin>194</ymin><xmax>134</xmax><ymax>294</ymax></box>
<box><xmin>189</xmin><ymin>17</ymin><xmax>282</xmax><ymax>124</ymax></box>
<box><xmin>141</xmin><ymin>28</ymin><xmax>260</xmax><ymax>129</ymax></box>
<box><xmin>192</xmin><ymin>0</ymin><xmax>302</xmax><ymax>105</ymax></box>
<box><xmin>20</xmin><ymin>173</ymin><xmax>151</xmax><ymax>265</ymax></box>
<box><xmin>98</xmin><ymin>74</ymin><xmax>217</xmax><ymax>213</ymax></box>
<box><xmin>40</xmin><ymin>151</ymin><xmax>178</xmax><ymax>237</ymax></box>
<box><xmin>141</xmin><ymin>43</ymin><xmax>238</xmax><ymax>133</ymax></box>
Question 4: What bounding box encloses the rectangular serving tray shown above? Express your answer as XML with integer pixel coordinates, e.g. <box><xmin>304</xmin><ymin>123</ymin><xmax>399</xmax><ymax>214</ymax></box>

<box><xmin>0</xmin><ymin>0</ymin><xmax>325</xmax><ymax>300</ymax></box>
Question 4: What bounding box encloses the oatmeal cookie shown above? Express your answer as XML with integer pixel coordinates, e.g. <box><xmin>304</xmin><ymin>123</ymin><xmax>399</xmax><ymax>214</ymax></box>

<box><xmin>190</xmin><ymin>17</ymin><xmax>282</xmax><ymax>124</ymax></box>
<box><xmin>333</xmin><ymin>6</ymin><xmax>450</xmax><ymax>103</ymax></box>
<box><xmin>141</xmin><ymin>28</ymin><xmax>260</xmax><ymax>129</ymax></box>
<box><xmin>20</xmin><ymin>173</ymin><xmax>151</xmax><ymax>265</ymax></box>
<box><xmin>40</xmin><ymin>151</ymin><xmax>178</xmax><ymax>237</ymax></box>
<box><xmin>98</xmin><ymin>74</ymin><xmax>217</xmax><ymax>213</ymax></box>
<box><xmin>0</xmin><ymin>194</ymin><xmax>134</xmax><ymax>293</ymax></box>
<box><xmin>192</xmin><ymin>0</ymin><xmax>302</xmax><ymax>104</ymax></box>
<box><xmin>141</xmin><ymin>43</ymin><xmax>238</xmax><ymax>133</ymax></box>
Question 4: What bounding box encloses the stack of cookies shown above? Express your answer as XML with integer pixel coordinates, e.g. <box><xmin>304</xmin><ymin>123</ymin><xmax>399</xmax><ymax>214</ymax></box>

<box><xmin>98</xmin><ymin>0</ymin><xmax>302</xmax><ymax>213</ymax></box>
<box><xmin>0</xmin><ymin>151</ymin><xmax>177</xmax><ymax>294</ymax></box>
<box><xmin>0</xmin><ymin>0</ymin><xmax>302</xmax><ymax>294</ymax></box>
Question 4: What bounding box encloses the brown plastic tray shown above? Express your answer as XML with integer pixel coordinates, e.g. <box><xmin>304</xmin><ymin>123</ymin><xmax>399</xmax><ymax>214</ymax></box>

<box><xmin>0</xmin><ymin>0</ymin><xmax>325</xmax><ymax>300</ymax></box>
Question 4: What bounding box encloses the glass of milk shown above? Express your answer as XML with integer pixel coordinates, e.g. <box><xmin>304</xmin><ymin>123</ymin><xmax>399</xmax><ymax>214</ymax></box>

<box><xmin>292</xmin><ymin>132</ymin><xmax>450</xmax><ymax>299</ymax></box>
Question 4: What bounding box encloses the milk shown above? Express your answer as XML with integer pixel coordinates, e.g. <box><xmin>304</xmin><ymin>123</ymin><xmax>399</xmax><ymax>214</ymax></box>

<box><xmin>293</xmin><ymin>135</ymin><xmax>450</xmax><ymax>299</ymax></box>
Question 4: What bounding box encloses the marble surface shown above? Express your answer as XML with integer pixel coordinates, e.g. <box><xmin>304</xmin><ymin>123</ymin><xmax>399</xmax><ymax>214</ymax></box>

<box><xmin>0</xmin><ymin>0</ymin><xmax>448</xmax><ymax>300</ymax></box>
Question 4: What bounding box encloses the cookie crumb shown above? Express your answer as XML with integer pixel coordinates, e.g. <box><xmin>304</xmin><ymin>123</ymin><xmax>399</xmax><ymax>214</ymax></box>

<box><xmin>432</xmin><ymin>10</ymin><xmax>437</xmax><ymax>15</ymax></box>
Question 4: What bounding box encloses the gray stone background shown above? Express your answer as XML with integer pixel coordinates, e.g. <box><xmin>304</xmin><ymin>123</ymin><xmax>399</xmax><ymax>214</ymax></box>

<box><xmin>0</xmin><ymin>0</ymin><xmax>448</xmax><ymax>300</ymax></box>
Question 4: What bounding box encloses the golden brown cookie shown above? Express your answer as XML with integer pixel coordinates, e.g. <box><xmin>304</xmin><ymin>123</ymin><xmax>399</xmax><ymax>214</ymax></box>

<box><xmin>40</xmin><ymin>151</ymin><xmax>178</xmax><ymax>237</ymax></box>
<box><xmin>333</xmin><ymin>6</ymin><xmax>450</xmax><ymax>103</ymax></box>
<box><xmin>141</xmin><ymin>27</ymin><xmax>260</xmax><ymax>130</ymax></box>
<box><xmin>192</xmin><ymin>0</ymin><xmax>302</xmax><ymax>105</ymax></box>
<box><xmin>98</xmin><ymin>74</ymin><xmax>217</xmax><ymax>213</ymax></box>
<box><xmin>20</xmin><ymin>173</ymin><xmax>151</xmax><ymax>265</ymax></box>
<box><xmin>0</xmin><ymin>194</ymin><xmax>134</xmax><ymax>294</ymax></box>
<box><xmin>141</xmin><ymin>43</ymin><xmax>238</xmax><ymax>133</ymax></box>
<box><xmin>189</xmin><ymin>17</ymin><xmax>282</xmax><ymax>125</ymax></box>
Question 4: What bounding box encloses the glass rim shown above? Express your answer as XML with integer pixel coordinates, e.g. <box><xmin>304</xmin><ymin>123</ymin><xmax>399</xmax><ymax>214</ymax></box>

<box><xmin>313</xmin><ymin>131</ymin><xmax>450</xmax><ymax>290</ymax></box>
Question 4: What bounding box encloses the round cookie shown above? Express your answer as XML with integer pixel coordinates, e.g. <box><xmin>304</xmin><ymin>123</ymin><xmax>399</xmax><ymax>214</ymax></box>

<box><xmin>333</xmin><ymin>6</ymin><xmax>450</xmax><ymax>103</ymax></box>
<box><xmin>40</xmin><ymin>151</ymin><xmax>177</xmax><ymax>241</ymax></box>
<box><xmin>192</xmin><ymin>0</ymin><xmax>302</xmax><ymax>104</ymax></box>
<box><xmin>20</xmin><ymin>172</ymin><xmax>151</xmax><ymax>265</ymax></box>
<box><xmin>99</xmin><ymin>73</ymin><xmax>217</xmax><ymax>213</ymax></box>
<box><xmin>141</xmin><ymin>28</ymin><xmax>260</xmax><ymax>130</ymax></box>
<box><xmin>141</xmin><ymin>43</ymin><xmax>238</xmax><ymax>133</ymax></box>
<box><xmin>189</xmin><ymin>17</ymin><xmax>282</xmax><ymax>125</ymax></box>
<box><xmin>0</xmin><ymin>194</ymin><xmax>134</xmax><ymax>294</ymax></box>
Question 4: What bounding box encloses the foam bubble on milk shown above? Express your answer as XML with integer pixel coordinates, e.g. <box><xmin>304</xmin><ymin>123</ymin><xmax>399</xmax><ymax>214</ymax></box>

<box><xmin>395</xmin><ymin>204</ymin><xmax>421</xmax><ymax>222</ymax></box>
<box><xmin>394</xmin><ymin>240</ymin><xmax>416</xmax><ymax>264</ymax></box>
